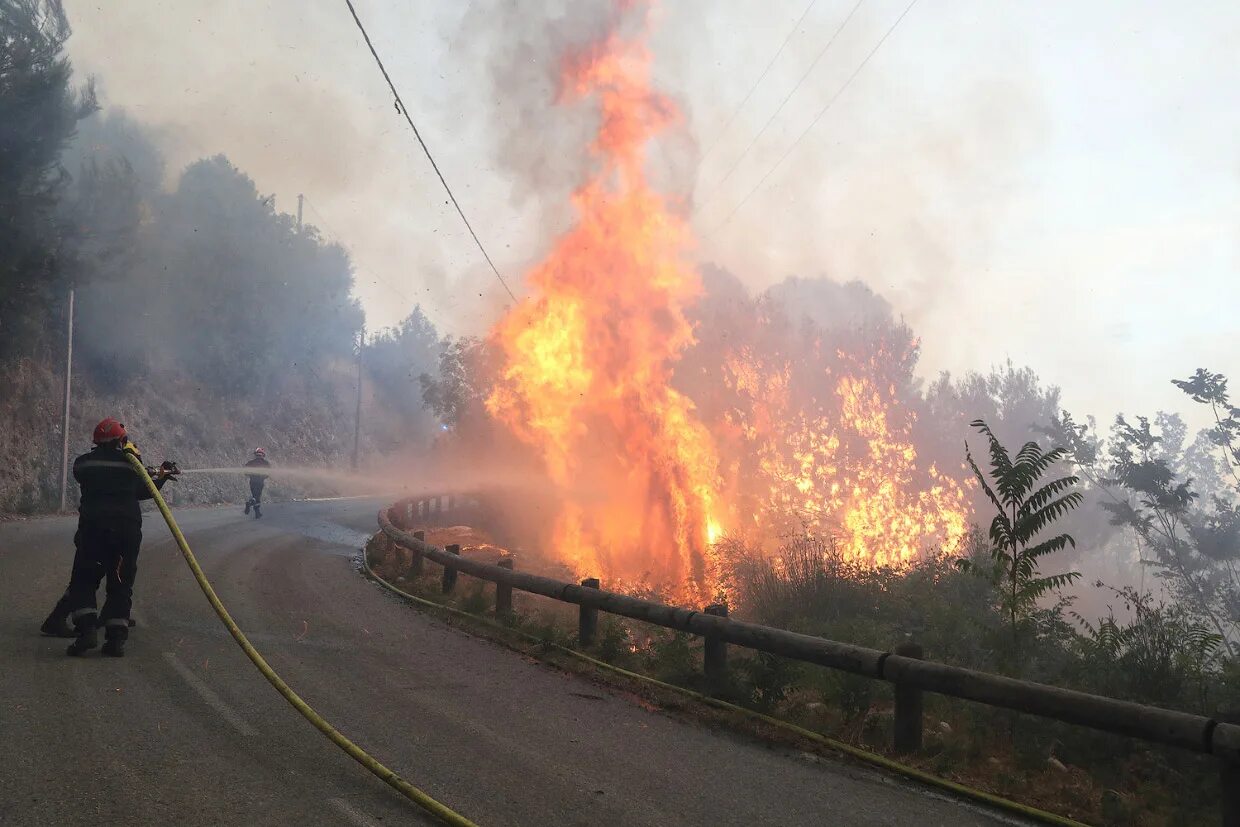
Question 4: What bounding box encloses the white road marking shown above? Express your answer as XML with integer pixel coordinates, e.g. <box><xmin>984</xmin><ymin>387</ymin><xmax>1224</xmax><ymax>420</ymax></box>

<box><xmin>162</xmin><ymin>652</ymin><xmax>258</xmax><ymax>737</ymax></box>
<box><xmin>328</xmin><ymin>797</ymin><xmax>383</xmax><ymax>827</ymax></box>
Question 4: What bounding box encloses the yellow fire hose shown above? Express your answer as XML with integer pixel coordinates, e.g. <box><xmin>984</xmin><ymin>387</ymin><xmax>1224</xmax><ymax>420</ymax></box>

<box><xmin>126</xmin><ymin>455</ymin><xmax>477</xmax><ymax>827</ymax></box>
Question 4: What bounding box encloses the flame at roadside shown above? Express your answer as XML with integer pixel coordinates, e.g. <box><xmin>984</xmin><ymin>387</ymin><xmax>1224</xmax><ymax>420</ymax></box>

<box><xmin>722</xmin><ymin>341</ymin><xmax>973</xmax><ymax>567</ymax></box>
<box><xmin>483</xmin><ymin>1</ymin><xmax>973</xmax><ymax>598</ymax></box>
<box><xmin>486</xmin><ymin>2</ymin><xmax>721</xmax><ymax>599</ymax></box>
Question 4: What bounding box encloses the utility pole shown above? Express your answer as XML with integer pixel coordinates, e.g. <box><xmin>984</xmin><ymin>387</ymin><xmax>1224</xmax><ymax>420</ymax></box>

<box><xmin>353</xmin><ymin>325</ymin><xmax>364</xmax><ymax>471</ymax></box>
<box><xmin>59</xmin><ymin>287</ymin><xmax>75</xmax><ymax>512</ymax></box>
<box><xmin>297</xmin><ymin>193</ymin><xmax>304</xmax><ymax>233</ymax></box>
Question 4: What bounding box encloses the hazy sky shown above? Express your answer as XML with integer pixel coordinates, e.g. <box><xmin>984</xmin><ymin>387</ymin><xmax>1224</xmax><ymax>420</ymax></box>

<box><xmin>64</xmin><ymin>1</ymin><xmax>1238</xmax><ymax>427</ymax></box>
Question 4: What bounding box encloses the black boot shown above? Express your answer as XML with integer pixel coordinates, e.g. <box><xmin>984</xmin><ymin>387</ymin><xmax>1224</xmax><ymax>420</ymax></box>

<box><xmin>102</xmin><ymin>622</ymin><xmax>128</xmax><ymax>658</ymax></box>
<box><xmin>244</xmin><ymin>498</ymin><xmax>252</xmax><ymax>515</ymax></box>
<box><xmin>253</xmin><ymin>504</ymin><xmax>262</xmax><ymax>519</ymax></box>
<box><xmin>41</xmin><ymin>613</ymin><xmax>77</xmax><ymax>638</ymax></box>
<box><xmin>66</xmin><ymin>613</ymin><xmax>99</xmax><ymax>656</ymax></box>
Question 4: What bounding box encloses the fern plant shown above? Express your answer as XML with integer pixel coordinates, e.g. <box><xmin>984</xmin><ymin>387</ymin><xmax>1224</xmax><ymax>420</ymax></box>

<box><xmin>962</xmin><ymin>419</ymin><xmax>1083</xmax><ymax>673</ymax></box>
<box><xmin>1073</xmin><ymin>584</ymin><xmax>1223</xmax><ymax>710</ymax></box>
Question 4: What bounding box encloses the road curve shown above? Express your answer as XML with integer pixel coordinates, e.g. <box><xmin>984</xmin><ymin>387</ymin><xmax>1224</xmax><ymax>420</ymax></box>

<box><xmin>0</xmin><ymin>499</ymin><xmax>1030</xmax><ymax>826</ymax></box>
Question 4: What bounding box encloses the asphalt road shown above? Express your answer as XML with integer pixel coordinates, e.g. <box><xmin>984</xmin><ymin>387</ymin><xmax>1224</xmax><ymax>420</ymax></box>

<box><xmin>0</xmin><ymin>499</ymin><xmax>1030</xmax><ymax>826</ymax></box>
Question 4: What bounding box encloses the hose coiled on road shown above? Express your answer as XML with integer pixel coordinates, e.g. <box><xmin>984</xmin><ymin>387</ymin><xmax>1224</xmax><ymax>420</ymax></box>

<box><xmin>127</xmin><ymin>455</ymin><xmax>477</xmax><ymax>827</ymax></box>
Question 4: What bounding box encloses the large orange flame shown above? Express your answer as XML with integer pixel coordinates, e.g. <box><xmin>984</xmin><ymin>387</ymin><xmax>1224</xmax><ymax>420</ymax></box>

<box><xmin>486</xmin><ymin>1</ymin><xmax>972</xmax><ymax>597</ymax></box>
<box><xmin>487</xmin><ymin>2</ymin><xmax>721</xmax><ymax>597</ymax></box>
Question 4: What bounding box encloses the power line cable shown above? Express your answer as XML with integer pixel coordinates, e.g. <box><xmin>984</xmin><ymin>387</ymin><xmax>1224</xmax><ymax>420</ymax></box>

<box><xmin>706</xmin><ymin>0</ymin><xmax>921</xmax><ymax>237</ymax></box>
<box><xmin>696</xmin><ymin>0</ymin><xmax>865</xmax><ymax>212</ymax></box>
<box><xmin>343</xmin><ymin>0</ymin><xmax>518</xmax><ymax>303</ymax></box>
<box><xmin>698</xmin><ymin>0</ymin><xmax>819</xmax><ymax>164</ymax></box>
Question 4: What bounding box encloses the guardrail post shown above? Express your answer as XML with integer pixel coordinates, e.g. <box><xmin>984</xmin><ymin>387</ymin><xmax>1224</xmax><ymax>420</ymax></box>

<box><xmin>442</xmin><ymin>544</ymin><xmax>460</xmax><ymax>593</ymax></box>
<box><xmin>495</xmin><ymin>558</ymin><xmax>514</xmax><ymax>617</ymax></box>
<box><xmin>893</xmin><ymin>640</ymin><xmax>924</xmax><ymax>754</ymax></box>
<box><xmin>579</xmin><ymin>577</ymin><xmax>600</xmax><ymax>647</ymax></box>
<box><xmin>409</xmin><ymin>530</ymin><xmax>425</xmax><ymax>576</ymax></box>
<box><xmin>446</xmin><ymin>493</ymin><xmax>454</xmax><ymax>514</ymax></box>
<box><xmin>704</xmin><ymin>603</ymin><xmax>728</xmax><ymax>684</ymax></box>
<box><xmin>1222</xmin><ymin>709</ymin><xmax>1240</xmax><ymax>827</ymax></box>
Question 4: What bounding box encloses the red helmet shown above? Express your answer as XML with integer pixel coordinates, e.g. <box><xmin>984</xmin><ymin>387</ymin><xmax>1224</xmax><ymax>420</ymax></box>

<box><xmin>92</xmin><ymin>418</ymin><xmax>127</xmax><ymax>444</ymax></box>
<box><xmin>253</xmin><ymin>447</ymin><xmax>266</xmax><ymax>458</ymax></box>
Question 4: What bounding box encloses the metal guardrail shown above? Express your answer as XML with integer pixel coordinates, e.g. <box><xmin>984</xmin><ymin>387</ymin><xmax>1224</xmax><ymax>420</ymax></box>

<box><xmin>378</xmin><ymin>497</ymin><xmax>1240</xmax><ymax>826</ymax></box>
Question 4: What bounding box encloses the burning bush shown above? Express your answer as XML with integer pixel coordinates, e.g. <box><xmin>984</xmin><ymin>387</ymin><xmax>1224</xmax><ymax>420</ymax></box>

<box><xmin>442</xmin><ymin>1</ymin><xmax>984</xmax><ymax>600</ymax></box>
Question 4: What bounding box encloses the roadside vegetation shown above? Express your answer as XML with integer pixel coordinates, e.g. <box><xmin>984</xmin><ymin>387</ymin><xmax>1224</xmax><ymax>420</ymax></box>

<box><xmin>369</xmin><ymin>371</ymin><xmax>1240</xmax><ymax>827</ymax></box>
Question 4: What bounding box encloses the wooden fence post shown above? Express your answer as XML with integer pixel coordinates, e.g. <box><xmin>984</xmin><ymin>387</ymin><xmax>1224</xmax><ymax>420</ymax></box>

<box><xmin>893</xmin><ymin>640</ymin><xmax>924</xmax><ymax>754</ymax></box>
<box><xmin>579</xmin><ymin>577</ymin><xmax>600</xmax><ymax>647</ymax></box>
<box><xmin>1221</xmin><ymin>709</ymin><xmax>1240</xmax><ymax>827</ymax></box>
<box><xmin>704</xmin><ymin>603</ymin><xmax>728</xmax><ymax>684</ymax></box>
<box><xmin>495</xmin><ymin>558</ymin><xmax>514</xmax><ymax>618</ymax></box>
<box><xmin>409</xmin><ymin>530</ymin><xmax>425</xmax><ymax>576</ymax></box>
<box><xmin>442</xmin><ymin>543</ymin><xmax>460</xmax><ymax>593</ymax></box>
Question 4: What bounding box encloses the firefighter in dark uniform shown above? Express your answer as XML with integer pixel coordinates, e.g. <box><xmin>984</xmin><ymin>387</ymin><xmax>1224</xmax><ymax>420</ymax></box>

<box><xmin>244</xmin><ymin>447</ymin><xmax>270</xmax><ymax>518</ymax></box>
<box><xmin>64</xmin><ymin>418</ymin><xmax>174</xmax><ymax>657</ymax></box>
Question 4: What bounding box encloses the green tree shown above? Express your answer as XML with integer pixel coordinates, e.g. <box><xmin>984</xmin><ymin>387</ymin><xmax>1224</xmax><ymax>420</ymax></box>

<box><xmin>366</xmin><ymin>305</ymin><xmax>442</xmax><ymax>425</ymax></box>
<box><xmin>78</xmin><ymin>155</ymin><xmax>364</xmax><ymax>393</ymax></box>
<box><xmin>0</xmin><ymin>0</ymin><xmax>96</xmax><ymax>354</ymax></box>
<box><xmin>58</xmin><ymin>109</ymin><xmax>164</xmax><ymax>296</ymax></box>
<box><xmin>419</xmin><ymin>336</ymin><xmax>500</xmax><ymax>431</ymax></box>
<box><xmin>1174</xmin><ymin>369</ymin><xmax>1240</xmax><ymax>488</ymax></box>
<box><xmin>1052</xmin><ymin>388</ymin><xmax>1239</xmax><ymax>658</ymax></box>
<box><xmin>1106</xmin><ymin>418</ymin><xmax>1236</xmax><ymax>655</ymax></box>
<box><xmin>963</xmin><ymin>419</ymin><xmax>1083</xmax><ymax>673</ymax></box>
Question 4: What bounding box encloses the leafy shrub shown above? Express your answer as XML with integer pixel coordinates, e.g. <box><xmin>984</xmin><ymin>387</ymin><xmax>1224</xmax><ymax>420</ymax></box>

<box><xmin>736</xmin><ymin>652</ymin><xmax>801</xmax><ymax>713</ymax></box>
<box><xmin>460</xmin><ymin>582</ymin><xmax>491</xmax><ymax>616</ymax></box>
<box><xmin>644</xmin><ymin>631</ymin><xmax>696</xmax><ymax>686</ymax></box>
<box><xmin>1071</xmin><ymin>584</ymin><xmax>1223</xmax><ymax>711</ymax></box>
<box><xmin>592</xmin><ymin>617</ymin><xmax>632</xmax><ymax>664</ymax></box>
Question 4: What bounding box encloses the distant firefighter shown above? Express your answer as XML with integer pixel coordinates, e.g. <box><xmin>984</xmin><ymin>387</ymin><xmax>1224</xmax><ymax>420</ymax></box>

<box><xmin>60</xmin><ymin>418</ymin><xmax>176</xmax><ymax>657</ymax></box>
<box><xmin>244</xmin><ymin>447</ymin><xmax>271</xmax><ymax>519</ymax></box>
